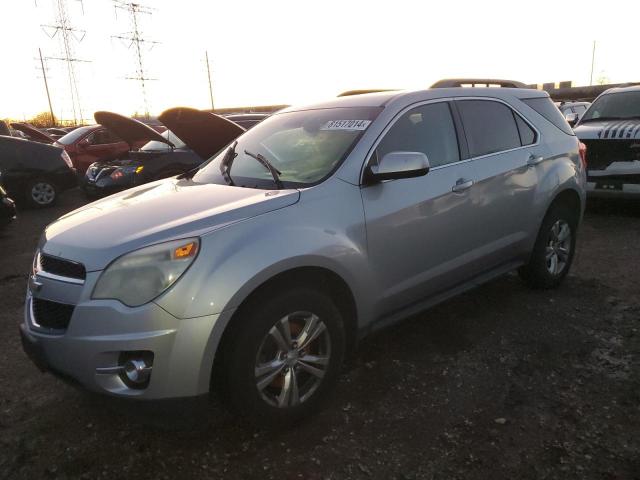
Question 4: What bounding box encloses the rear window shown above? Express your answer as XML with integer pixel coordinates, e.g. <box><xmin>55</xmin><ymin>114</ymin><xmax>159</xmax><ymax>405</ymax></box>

<box><xmin>522</xmin><ymin>97</ymin><xmax>574</xmax><ymax>135</ymax></box>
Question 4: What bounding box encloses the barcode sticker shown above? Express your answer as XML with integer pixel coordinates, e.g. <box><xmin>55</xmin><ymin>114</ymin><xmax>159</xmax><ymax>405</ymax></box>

<box><xmin>320</xmin><ymin>120</ymin><xmax>371</xmax><ymax>131</ymax></box>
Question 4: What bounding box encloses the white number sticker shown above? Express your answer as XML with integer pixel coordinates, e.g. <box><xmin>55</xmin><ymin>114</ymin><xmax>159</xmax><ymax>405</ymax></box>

<box><xmin>320</xmin><ymin>120</ymin><xmax>371</xmax><ymax>131</ymax></box>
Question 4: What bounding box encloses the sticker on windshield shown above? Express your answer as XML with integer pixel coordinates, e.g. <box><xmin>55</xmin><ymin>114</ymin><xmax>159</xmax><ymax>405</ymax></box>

<box><xmin>320</xmin><ymin>120</ymin><xmax>371</xmax><ymax>131</ymax></box>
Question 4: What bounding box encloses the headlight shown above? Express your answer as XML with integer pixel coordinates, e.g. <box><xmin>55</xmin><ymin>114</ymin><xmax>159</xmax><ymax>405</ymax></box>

<box><xmin>92</xmin><ymin>238</ymin><xmax>199</xmax><ymax>307</ymax></box>
<box><xmin>110</xmin><ymin>165</ymin><xmax>143</xmax><ymax>180</ymax></box>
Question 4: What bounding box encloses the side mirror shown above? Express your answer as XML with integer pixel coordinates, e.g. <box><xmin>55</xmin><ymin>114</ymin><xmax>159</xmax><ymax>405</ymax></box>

<box><xmin>565</xmin><ymin>112</ymin><xmax>579</xmax><ymax>127</ymax></box>
<box><xmin>365</xmin><ymin>151</ymin><xmax>430</xmax><ymax>183</ymax></box>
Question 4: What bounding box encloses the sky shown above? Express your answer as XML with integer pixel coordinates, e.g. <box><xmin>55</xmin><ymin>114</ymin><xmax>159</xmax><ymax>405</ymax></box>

<box><xmin>2</xmin><ymin>0</ymin><xmax>639</xmax><ymax>123</ymax></box>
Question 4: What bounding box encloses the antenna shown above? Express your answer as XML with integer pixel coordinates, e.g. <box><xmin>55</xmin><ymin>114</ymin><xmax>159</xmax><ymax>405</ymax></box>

<box><xmin>40</xmin><ymin>0</ymin><xmax>90</xmax><ymax>125</ymax></box>
<box><xmin>111</xmin><ymin>0</ymin><xmax>159</xmax><ymax>119</ymax></box>
<box><xmin>205</xmin><ymin>50</ymin><xmax>214</xmax><ymax>110</ymax></box>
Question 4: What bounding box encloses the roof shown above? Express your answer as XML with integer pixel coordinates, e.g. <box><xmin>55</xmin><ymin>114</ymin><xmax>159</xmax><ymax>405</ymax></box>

<box><xmin>279</xmin><ymin>86</ymin><xmax>548</xmax><ymax>114</ymax></box>
<box><xmin>602</xmin><ymin>85</ymin><xmax>640</xmax><ymax>95</ymax></box>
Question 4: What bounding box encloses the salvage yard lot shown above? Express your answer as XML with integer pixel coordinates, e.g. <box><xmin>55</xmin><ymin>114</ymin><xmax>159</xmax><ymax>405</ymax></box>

<box><xmin>1</xmin><ymin>189</ymin><xmax>639</xmax><ymax>480</ymax></box>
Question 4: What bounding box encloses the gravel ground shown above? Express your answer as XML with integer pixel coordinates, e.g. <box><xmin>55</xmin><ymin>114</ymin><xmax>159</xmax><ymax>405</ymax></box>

<box><xmin>0</xmin><ymin>189</ymin><xmax>639</xmax><ymax>480</ymax></box>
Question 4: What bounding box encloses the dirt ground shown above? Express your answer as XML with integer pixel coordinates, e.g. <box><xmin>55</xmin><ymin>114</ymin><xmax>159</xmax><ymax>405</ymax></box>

<box><xmin>0</xmin><ymin>189</ymin><xmax>638</xmax><ymax>480</ymax></box>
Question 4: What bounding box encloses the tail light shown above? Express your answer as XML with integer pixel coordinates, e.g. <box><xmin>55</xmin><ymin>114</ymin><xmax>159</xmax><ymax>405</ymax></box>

<box><xmin>578</xmin><ymin>142</ymin><xmax>587</xmax><ymax>169</ymax></box>
<box><xmin>61</xmin><ymin>150</ymin><xmax>74</xmax><ymax>169</ymax></box>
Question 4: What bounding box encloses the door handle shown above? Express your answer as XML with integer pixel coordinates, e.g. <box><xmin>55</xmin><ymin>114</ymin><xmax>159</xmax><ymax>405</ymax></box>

<box><xmin>452</xmin><ymin>179</ymin><xmax>474</xmax><ymax>193</ymax></box>
<box><xmin>527</xmin><ymin>154</ymin><xmax>544</xmax><ymax>167</ymax></box>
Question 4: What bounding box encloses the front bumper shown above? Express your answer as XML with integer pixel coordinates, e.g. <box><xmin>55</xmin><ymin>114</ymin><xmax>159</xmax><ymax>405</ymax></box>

<box><xmin>21</xmin><ymin>287</ymin><xmax>223</xmax><ymax>399</ymax></box>
<box><xmin>0</xmin><ymin>196</ymin><xmax>16</xmax><ymax>225</ymax></box>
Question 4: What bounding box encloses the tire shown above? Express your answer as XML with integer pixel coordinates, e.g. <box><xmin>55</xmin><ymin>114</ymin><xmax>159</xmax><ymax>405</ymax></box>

<box><xmin>219</xmin><ymin>287</ymin><xmax>346</xmax><ymax>426</ymax></box>
<box><xmin>26</xmin><ymin>178</ymin><xmax>57</xmax><ymax>208</ymax></box>
<box><xmin>518</xmin><ymin>203</ymin><xmax>578</xmax><ymax>289</ymax></box>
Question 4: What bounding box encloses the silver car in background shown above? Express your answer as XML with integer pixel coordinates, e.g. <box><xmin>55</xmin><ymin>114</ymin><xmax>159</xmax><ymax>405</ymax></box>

<box><xmin>21</xmin><ymin>82</ymin><xmax>586</xmax><ymax>424</ymax></box>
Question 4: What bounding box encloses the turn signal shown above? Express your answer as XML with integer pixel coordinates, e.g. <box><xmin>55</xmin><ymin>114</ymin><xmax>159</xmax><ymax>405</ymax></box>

<box><xmin>173</xmin><ymin>241</ymin><xmax>197</xmax><ymax>259</ymax></box>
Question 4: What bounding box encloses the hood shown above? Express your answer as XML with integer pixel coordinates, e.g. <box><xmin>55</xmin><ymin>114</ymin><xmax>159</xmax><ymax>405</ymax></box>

<box><xmin>41</xmin><ymin>178</ymin><xmax>300</xmax><ymax>271</ymax></box>
<box><xmin>158</xmin><ymin>107</ymin><xmax>245</xmax><ymax>160</ymax></box>
<box><xmin>94</xmin><ymin>111</ymin><xmax>173</xmax><ymax>148</ymax></box>
<box><xmin>575</xmin><ymin>119</ymin><xmax>640</xmax><ymax>140</ymax></box>
<box><xmin>10</xmin><ymin>123</ymin><xmax>55</xmax><ymax>144</ymax></box>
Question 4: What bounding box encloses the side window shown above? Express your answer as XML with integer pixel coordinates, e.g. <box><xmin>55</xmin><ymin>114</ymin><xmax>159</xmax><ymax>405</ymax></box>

<box><xmin>574</xmin><ymin>105</ymin><xmax>587</xmax><ymax>114</ymax></box>
<box><xmin>88</xmin><ymin>130</ymin><xmax>120</xmax><ymax>145</ymax></box>
<box><xmin>457</xmin><ymin>100</ymin><xmax>521</xmax><ymax>157</ymax></box>
<box><xmin>376</xmin><ymin>102</ymin><xmax>460</xmax><ymax>168</ymax></box>
<box><xmin>513</xmin><ymin>112</ymin><xmax>536</xmax><ymax>146</ymax></box>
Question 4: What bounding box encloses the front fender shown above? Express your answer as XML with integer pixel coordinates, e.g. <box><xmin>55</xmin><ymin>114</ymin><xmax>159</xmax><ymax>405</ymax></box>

<box><xmin>155</xmin><ymin>178</ymin><xmax>373</xmax><ymax>323</ymax></box>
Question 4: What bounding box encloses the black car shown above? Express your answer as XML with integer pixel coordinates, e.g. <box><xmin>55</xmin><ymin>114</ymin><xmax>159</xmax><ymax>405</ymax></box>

<box><xmin>0</xmin><ymin>184</ymin><xmax>17</xmax><ymax>226</ymax></box>
<box><xmin>0</xmin><ymin>135</ymin><xmax>77</xmax><ymax>207</ymax></box>
<box><xmin>80</xmin><ymin>109</ymin><xmax>259</xmax><ymax>197</ymax></box>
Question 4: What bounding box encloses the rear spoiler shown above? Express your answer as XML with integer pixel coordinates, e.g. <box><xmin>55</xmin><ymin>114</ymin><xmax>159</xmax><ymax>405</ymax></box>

<box><xmin>431</xmin><ymin>78</ymin><xmax>529</xmax><ymax>89</ymax></box>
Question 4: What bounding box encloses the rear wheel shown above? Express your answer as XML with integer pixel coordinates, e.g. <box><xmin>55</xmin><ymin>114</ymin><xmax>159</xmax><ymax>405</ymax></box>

<box><xmin>518</xmin><ymin>204</ymin><xmax>578</xmax><ymax>289</ymax></box>
<box><xmin>26</xmin><ymin>178</ymin><xmax>57</xmax><ymax>208</ymax></box>
<box><xmin>219</xmin><ymin>287</ymin><xmax>345</xmax><ymax>426</ymax></box>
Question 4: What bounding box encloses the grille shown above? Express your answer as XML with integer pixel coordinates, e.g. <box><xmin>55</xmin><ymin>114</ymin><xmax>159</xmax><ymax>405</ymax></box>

<box><xmin>582</xmin><ymin>140</ymin><xmax>640</xmax><ymax>171</ymax></box>
<box><xmin>40</xmin><ymin>253</ymin><xmax>86</xmax><ymax>280</ymax></box>
<box><xmin>32</xmin><ymin>298</ymin><xmax>75</xmax><ymax>330</ymax></box>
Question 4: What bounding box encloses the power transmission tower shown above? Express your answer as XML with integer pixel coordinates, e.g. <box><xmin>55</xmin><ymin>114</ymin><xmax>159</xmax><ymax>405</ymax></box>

<box><xmin>112</xmin><ymin>0</ymin><xmax>159</xmax><ymax>118</ymax></box>
<box><xmin>40</xmin><ymin>0</ymin><xmax>90</xmax><ymax>125</ymax></box>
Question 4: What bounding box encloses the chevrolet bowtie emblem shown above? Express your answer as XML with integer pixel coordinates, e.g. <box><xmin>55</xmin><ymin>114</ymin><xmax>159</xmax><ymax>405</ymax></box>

<box><xmin>29</xmin><ymin>275</ymin><xmax>43</xmax><ymax>292</ymax></box>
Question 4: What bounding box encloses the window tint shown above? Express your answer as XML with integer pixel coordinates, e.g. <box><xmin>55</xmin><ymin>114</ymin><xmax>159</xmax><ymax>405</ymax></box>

<box><xmin>88</xmin><ymin>129</ymin><xmax>121</xmax><ymax>145</ymax></box>
<box><xmin>522</xmin><ymin>97</ymin><xmax>574</xmax><ymax>135</ymax></box>
<box><xmin>457</xmin><ymin>100</ymin><xmax>520</xmax><ymax>157</ymax></box>
<box><xmin>514</xmin><ymin>113</ymin><xmax>536</xmax><ymax>146</ymax></box>
<box><xmin>376</xmin><ymin>102</ymin><xmax>459</xmax><ymax>168</ymax></box>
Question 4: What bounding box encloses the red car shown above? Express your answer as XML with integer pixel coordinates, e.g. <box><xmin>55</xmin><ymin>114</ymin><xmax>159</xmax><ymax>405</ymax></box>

<box><xmin>53</xmin><ymin>125</ymin><xmax>141</xmax><ymax>175</ymax></box>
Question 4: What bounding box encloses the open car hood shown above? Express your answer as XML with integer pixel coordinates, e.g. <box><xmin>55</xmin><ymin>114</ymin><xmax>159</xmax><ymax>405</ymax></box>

<box><xmin>10</xmin><ymin>123</ymin><xmax>55</xmax><ymax>144</ymax></box>
<box><xmin>158</xmin><ymin>107</ymin><xmax>245</xmax><ymax>160</ymax></box>
<box><xmin>94</xmin><ymin>111</ymin><xmax>173</xmax><ymax>148</ymax></box>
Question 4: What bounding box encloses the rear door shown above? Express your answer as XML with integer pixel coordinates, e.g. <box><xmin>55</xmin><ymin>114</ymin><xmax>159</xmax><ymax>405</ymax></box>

<box><xmin>361</xmin><ymin>100</ymin><xmax>482</xmax><ymax>314</ymax></box>
<box><xmin>77</xmin><ymin>129</ymin><xmax>127</xmax><ymax>173</ymax></box>
<box><xmin>455</xmin><ymin>98</ymin><xmax>546</xmax><ymax>268</ymax></box>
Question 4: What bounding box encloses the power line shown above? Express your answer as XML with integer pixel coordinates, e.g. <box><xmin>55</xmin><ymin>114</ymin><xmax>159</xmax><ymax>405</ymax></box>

<box><xmin>40</xmin><ymin>0</ymin><xmax>90</xmax><ymax>125</ymax></box>
<box><xmin>112</xmin><ymin>0</ymin><xmax>159</xmax><ymax>118</ymax></box>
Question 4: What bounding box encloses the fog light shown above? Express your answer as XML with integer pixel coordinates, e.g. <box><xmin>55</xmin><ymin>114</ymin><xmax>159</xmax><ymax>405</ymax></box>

<box><xmin>123</xmin><ymin>359</ymin><xmax>151</xmax><ymax>384</ymax></box>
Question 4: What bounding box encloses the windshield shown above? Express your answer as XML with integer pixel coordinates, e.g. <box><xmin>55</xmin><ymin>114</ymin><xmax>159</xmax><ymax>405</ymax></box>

<box><xmin>140</xmin><ymin>130</ymin><xmax>186</xmax><ymax>151</ymax></box>
<box><xmin>192</xmin><ymin>107</ymin><xmax>381</xmax><ymax>188</ymax></box>
<box><xmin>56</xmin><ymin>126</ymin><xmax>94</xmax><ymax>145</ymax></box>
<box><xmin>581</xmin><ymin>91</ymin><xmax>640</xmax><ymax>122</ymax></box>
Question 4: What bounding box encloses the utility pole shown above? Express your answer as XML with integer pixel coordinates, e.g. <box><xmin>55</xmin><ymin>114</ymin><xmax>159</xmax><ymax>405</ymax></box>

<box><xmin>205</xmin><ymin>50</ymin><xmax>214</xmax><ymax>110</ymax></box>
<box><xmin>39</xmin><ymin>48</ymin><xmax>56</xmax><ymax>126</ymax></box>
<box><xmin>590</xmin><ymin>41</ymin><xmax>596</xmax><ymax>86</ymax></box>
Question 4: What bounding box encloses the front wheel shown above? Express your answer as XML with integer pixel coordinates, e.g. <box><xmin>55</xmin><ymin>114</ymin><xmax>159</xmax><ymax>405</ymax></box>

<box><xmin>518</xmin><ymin>204</ymin><xmax>578</xmax><ymax>289</ymax></box>
<box><xmin>220</xmin><ymin>287</ymin><xmax>345</xmax><ymax>426</ymax></box>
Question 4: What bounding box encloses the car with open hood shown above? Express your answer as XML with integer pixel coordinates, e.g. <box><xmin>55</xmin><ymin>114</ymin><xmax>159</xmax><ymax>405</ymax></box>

<box><xmin>80</xmin><ymin>109</ymin><xmax>248</xmax><ymax>197</ymax></box>
<box><xmin>54</xmin><ymin>124</ymin><xmax>142</xmax><ymax>176</ymax></box>
<box><xmin>573</xmin><ymin>85</ymin><xmax>640</xmax><ymax>197</ymax></box>
<box><xmin>0</xmin><ymin>135</ymin><xmax>76</xmax><ymax>207</ymax></box>
<box><xmin>21</xmin><ymin>82</ymin><xmax>585</xmax><ymax>425</ymax></box>
<box><xmin>10</xmin><ymin>123</ymin><xmax>56</xmax><ymax>144</ymax></box>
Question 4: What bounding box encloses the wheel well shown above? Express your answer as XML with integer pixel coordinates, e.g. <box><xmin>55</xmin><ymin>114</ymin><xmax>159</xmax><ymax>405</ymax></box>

<box><xmin>548</xmin><ymin>189</ymin><xmax>581</xmax><ymax>225</ymax></box>
<box><xmin>211</xmin><ymin>267</ymin><xmax>358</xmax><ymax>389</ymax></box>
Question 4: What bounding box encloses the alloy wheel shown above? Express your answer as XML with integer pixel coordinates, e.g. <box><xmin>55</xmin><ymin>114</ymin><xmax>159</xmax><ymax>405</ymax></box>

<box><xmin>254</xmin><ymin>311</ymin><xmax>331</xmax><ymax>408</ymax></box>
<box><xmin>31</xmin><ymin>182</ymin><xmax>55</xmax><ymax>205</ymax></box>
<box><xmin>545</xmin><ymin>219</ymin><xmax>571</xmax><ymax>276</ymax></box>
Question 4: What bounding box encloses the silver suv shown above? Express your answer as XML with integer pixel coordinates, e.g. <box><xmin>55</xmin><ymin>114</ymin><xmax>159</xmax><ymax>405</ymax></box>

<box><xmin>21</xmin><ymin>82</ymin><xmax>586</xmax><ymax>424</ymax></box>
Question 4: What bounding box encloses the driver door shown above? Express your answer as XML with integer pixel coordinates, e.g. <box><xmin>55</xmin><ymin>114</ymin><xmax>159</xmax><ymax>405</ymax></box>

<box><xmin>361</xmin><ymin>101</ymin><xmax>482</xmax><ymax>315</ymax></box>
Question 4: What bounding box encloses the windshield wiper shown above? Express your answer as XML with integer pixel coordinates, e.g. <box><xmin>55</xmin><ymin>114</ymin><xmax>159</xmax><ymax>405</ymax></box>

<box><xmin>243</xmin><ymin>149</ymin><xmax>283</xmax><ymax>189</ymax></box>
<box><xmin>219</xmin><ymin>141</ymin><xmax>238</xmax><ymax>186</ymax></box>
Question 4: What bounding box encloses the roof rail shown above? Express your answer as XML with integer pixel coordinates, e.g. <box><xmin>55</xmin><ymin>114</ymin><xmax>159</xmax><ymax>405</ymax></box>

<box><xmin>337</xmin><ymin>89</ymin><xmax>398</xmax><ymax>97</ymax></box>
<box><xmin>430</xmin><ymin>78</ymin><xmax>528</xmax><ymax>89</ymax></box>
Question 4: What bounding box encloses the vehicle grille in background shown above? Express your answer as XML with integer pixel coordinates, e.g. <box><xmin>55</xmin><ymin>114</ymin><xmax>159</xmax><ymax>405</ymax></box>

<box><xmin>40</xmin><ymin>253</ymin><xmax>86</xmax><ymax>280</ymax></box>
<box><xmin>582</xmin><ymin>140</ymin><xmax>640</xmax><ymax>171</ymax></box>
<box><xmin>31</xmin><ymin>298</ymin><xmax>75</xmax><ymax>330</ymax></box>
